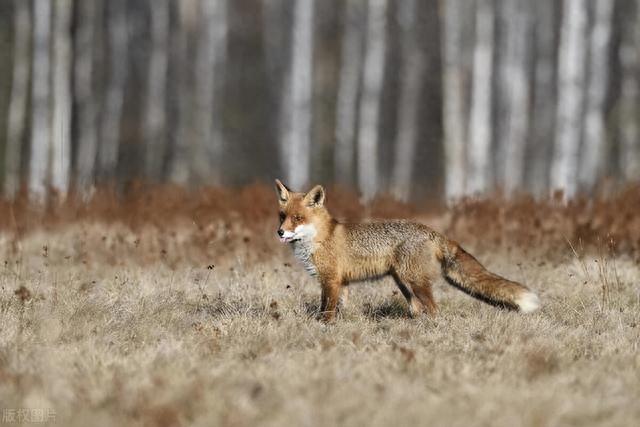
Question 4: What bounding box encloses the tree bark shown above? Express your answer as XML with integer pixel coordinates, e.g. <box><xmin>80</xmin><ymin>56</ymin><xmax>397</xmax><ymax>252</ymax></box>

<box><xmin>334</xmin><ymin>0</ymin><xmax>364</xmax><ymax>187</ymax></box>
<box><xmin>189</xmin><ymin>0</ymin><xmax>227</xmax><ymax>184</ymax></box>
<box><xmin>357</xmin><ymin>0</ymin><xmax>387</xmax><ymax>200</ymax></box>
<box><xmin>169</xmin><ymin>0</ymin><xmax>196</xmax><ymax>185</ymax></box>
<box><xmin>442</xmin><ymin>0</ymin><xmax>468</xmax><ymax>199</ymax></box>
<box><xmin>51</xmin><ymin>0</ymin><xmax>72</xmax><ymax>196</ymax></box>
<box><xmin>579</xmin><ymin>0</ymin><xmax>614</xmax><ymax>189</ymax></box>
<box><xmin>143</xmin><ymin>0</ymin><xmax>170</xmax><ymax>182</ymax></box>
<box><xmin>98</xmin><ymin>0</ymin><xmax>128</xmax><ymax>182</ymax></box>
<box><xmin>29</xmin><ymin>0</ymin><xmax>52</xmax><ymax>200</ymax></box>
<box><xmin>391</xmin><ymin>0</ymin><xmax>424</xmax><ymax>201</ymax></box>
<box><xmin>551</xmin><ymin>0</ymin><xmax>588</xmax><ymax>197</ymax></box>
<box><xmin>527</xmin><ymin>0</ymin><xmax>557</xmax><ymax>195</ymax></box>
<box><xmin>618</xmin><ymin>1</ymin><xmax>640</xmax><ymax>181</ymax></box>
<box><xmin>262</xmin><ymin>0</ymin><xmax>288</xmax><ymax>96</ymax></box>
<box><xmin>75</xmin><ymin>0</ymin><xmax>101</xmax><ymax>194</ymax></box>
<box><xmin>466</xmin><ymin>0</ymin><xmax>494</xmax><ymax>194</ymax></box>
<box><xmin>5</xmin><ymin>0</ymin><xmax>30</xmax><ymax>197</ymax></box>
<box><xmin>281</xmin><ymin>0</ymin><xmax>314</xmax><ymax>189</ymax></box>
<box><xmin>496</xmin><ymin>0</ymin><xmax>531</xmax><ymax>193</ymax></box>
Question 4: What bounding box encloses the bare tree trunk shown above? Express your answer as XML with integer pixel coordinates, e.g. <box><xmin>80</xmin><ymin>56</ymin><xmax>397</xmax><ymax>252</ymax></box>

<box><xmin>29</xmin><ymin>0</ymin><xmax>52</xmax><ymax>200</ymax></box>
<box><xmin>75</xmin><ymin>0</ymin><xmax>101</xmax><ymax>194</ymax></box>
<box><xmin>5</xmin><ymin>0</ymin><xmax>30</xmax><ymax>197</ymax></box>
<box><xmin>143</xmin><ymin>0</ymin><xmax>170</xmax><ymax>181</ymax></box>
<box><xmin>211</xmin><ymin>0</ymin><xmax>228</xmax><ymax>183</ymax></box>
<box><xmin>189</xmin><ymin>0</ymin><xmax>227</xmax><ymax>185</ymax></box>
<box><xmin>357</xmin><ymin>0</ymin><xmax>387</xmax><ymax>200</ymax></box>
<box><xmin>579</xmin><ymin>0</ymin><xmax>614</xmax><ymax>189</ymax></box>
<box><xmin>496</xmin><ymin>0</ymin><xmax>531</xmax><ymax>193</ymax></box>
<box><xmin>551</xmin><ymin>0</ymin><xmax>587</xmax><ymax>197</ymax></box>
<box><xmin>281</xmin><ymin>0</ymin><xmax>314</xmax><ymax>189</ymax></box>
<box><xmin>261</xmin><ymin>0</ymin><xmax>288</xmax><ymax>181</ymax></box>
<box><xmin>618</xmin><ymin>1</ymin><xmax>640</xmax><ymax>181</ymax></box>
<box><xmin>51</xmin><ymin>0</ymin><xmax>72</xmax><ymax>196</ymax></box>
<box><xmin>391</xmin><ymin>0</ymin><xmax>424</xmax><ymax>201</ymax></box>
<box><xmin>262</xmin><ymin>0</ymin><xmax>288</xmax><ymax>96</ymax></box>
<box><xmin>334</xmin><ymin>0</ymin><xmax>364</xmax><ymax>187</ymax></box>
<box><xmin>98</xmin><ymin>0</ymin><xmax>127</xmax><ymax>181</ymax></box>
<box><xmin>466</xmin><ymin>0</ymin><xmax>494</xmax><ymax>194</ymax></box>
<box><xmin>528</xmin><ymin>0</ymin><xmax>557</xmax><ymax>195</ymax></box>
<box><xmin>442</xmin><ymin>0</ymin><xmax>467</xmax><ymax>199</ymax></box>
<box><xmin>170</xmin><ymin>1</ymin><xmax>196</xmax><ymax>185</ymax></box>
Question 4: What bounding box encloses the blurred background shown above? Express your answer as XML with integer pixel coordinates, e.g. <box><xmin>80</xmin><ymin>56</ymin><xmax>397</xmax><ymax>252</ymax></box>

<box><xmin>0</xmin><ymin>0</ymin><xmax>639</xmax><ymax>203</ymax></box>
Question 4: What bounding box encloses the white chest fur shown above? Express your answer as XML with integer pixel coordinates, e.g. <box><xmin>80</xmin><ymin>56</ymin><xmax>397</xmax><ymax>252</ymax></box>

<box><xmin>290</xmin><ymin>224</ymin><xmax>318</xmax><ymax>276</ymax></box>
<box><xmin>292</xmin><ymin>239</ymin><xmax>317</xmax><ymax>276</ymax></box>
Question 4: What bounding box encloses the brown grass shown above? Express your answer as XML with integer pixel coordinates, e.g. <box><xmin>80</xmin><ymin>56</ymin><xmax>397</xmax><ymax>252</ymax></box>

<box><xmin>0</xmin><ymin>185</ymin><xmax>639</xmax><ymax>426</ymax></box>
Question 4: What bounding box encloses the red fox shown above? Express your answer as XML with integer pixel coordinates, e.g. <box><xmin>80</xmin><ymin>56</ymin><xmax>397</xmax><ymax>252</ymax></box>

<box><xmin>275</xmin><ymin>179</ymin><xmax>540</xmax><ymax>322</ymax></box>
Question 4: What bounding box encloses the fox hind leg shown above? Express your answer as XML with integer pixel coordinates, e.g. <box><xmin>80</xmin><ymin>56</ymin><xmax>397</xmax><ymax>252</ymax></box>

<box><xmin>412</xmin><ymin>281</ymin><xmax>438</xmax><ymax>316</ymax></box>
<box><xmin>392</xmin><ymin>274</ymin><xmax>424</xmax><ymax>317</ymax></box>
<box><xmin>393</xmin><ymin>271</ymin><xmax>437</xmax><ymax>317</ymax></box>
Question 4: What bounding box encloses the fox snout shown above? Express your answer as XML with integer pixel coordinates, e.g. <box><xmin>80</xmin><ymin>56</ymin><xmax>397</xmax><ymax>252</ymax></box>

<box><xmin>277</xmin><ymin>227</ymin><xmax>297</xmax><ymax>243</ymax></box>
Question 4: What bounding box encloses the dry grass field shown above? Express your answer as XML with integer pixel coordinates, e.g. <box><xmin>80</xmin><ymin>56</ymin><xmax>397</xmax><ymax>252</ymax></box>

<box><xmin>1</xmin><ymin>185</ymin><xmax>639</xmax><ymax>426</ymax></box>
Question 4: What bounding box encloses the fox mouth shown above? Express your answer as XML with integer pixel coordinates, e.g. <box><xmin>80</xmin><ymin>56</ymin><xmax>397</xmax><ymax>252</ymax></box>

<box><xmin>279</xmin><ymin>236</ymin><xmax>298</xmax><ymax>243</ymax></box>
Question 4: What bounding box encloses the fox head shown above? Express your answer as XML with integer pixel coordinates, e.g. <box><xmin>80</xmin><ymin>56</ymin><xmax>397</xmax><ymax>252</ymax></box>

<box><xmin>274</xmin><ymin>179</ymin><xmax>328</xmax><ymax>243</ymax></box>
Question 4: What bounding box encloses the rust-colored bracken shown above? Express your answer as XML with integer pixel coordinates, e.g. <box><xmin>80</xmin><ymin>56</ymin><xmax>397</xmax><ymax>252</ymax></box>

<box><xmin>0</xmin><ymin>183</ymin><xmax>639</xmax><ymax>265</ymax></box>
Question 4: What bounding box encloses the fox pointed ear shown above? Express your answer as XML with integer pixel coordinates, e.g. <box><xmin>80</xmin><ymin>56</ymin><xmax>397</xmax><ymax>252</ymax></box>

<box><xmin>275</xmin><ymin>179</ymin><xmax>290</xmax><ymax>205</ymax></box>
<box><xmin>304</xmin><ymin>185</ymin><xmax>325</xmax><ymax>207</ymax></box>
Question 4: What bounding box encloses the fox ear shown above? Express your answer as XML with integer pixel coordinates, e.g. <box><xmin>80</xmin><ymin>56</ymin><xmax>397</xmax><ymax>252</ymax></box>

<box><xmin>275</xmin><ymin>179</ymin><xmax>290</xmax><ymax>205</ymax></box>
<box><xmin>304</xmin><ymin>185</ymin><xmax>325</xmax><ymax>207</ymax></box>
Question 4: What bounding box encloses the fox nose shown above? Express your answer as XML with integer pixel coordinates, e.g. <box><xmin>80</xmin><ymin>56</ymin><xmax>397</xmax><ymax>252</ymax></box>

<box><xmin>277</xmin><ymin>229</ymin><xmax>284</xmax><ymax>237</ymax></box>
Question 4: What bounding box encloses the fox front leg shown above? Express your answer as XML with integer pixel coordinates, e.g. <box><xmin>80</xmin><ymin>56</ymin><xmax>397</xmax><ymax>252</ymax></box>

<box><xmin>319</xmin><ymin>279</ymin><xmax>341</xmax><ymax>322</ymax></box>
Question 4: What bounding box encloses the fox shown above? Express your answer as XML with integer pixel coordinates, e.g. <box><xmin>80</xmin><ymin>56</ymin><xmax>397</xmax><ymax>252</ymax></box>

<box><xmin>274</xmin><ymin>179</ymin><xmax>540</xmax><ymax>322</ymax></box>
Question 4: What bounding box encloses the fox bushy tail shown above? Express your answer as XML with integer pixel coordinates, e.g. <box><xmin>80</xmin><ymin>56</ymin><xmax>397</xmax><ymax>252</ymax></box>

<box><xmin>440</xmin><ymin>241</ymin><xmax>540</xmax><ymax>313</ymax></box>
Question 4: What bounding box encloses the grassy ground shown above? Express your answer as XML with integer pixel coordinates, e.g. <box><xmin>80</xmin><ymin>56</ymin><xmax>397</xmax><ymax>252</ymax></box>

<box><xmin>1</xmin><ymin>188</ymin><xmax>639</xmax><ymax>426</ymax></box>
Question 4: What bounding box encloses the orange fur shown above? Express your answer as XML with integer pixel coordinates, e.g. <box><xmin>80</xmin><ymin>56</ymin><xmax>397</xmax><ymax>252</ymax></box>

<box><xmin>275</xmin><ymin>180</ymin><xmax>540</xmax><ymax>322</ymax></box>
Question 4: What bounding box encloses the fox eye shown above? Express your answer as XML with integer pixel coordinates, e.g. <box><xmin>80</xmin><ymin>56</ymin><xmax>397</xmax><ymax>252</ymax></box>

<box><xmin>279</xmin><ymin>212</ymin><xmax>286</xmax><ymax>222</ymax></box>
<box><xmin>293</xmin><ymin>215</ymin><xmax>303</xmax><ymax>223</ymax></box>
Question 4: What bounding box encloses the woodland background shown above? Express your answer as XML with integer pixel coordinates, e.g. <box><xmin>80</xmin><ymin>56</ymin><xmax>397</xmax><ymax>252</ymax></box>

<box><xmin>2</xmin><ymin>2</ymin><xmax>640</xmax><ymax>426</ymax></box>
<box><xmin>0</xmin><ymin>0</ymin><xmax>639</xmax><ymax>202</ymax></box>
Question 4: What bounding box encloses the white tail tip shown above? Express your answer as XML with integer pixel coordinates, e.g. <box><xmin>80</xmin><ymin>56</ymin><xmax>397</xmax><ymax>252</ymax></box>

<box><xmin>517</xmin><ymin>291</ymin><xmax>541</xmax><ymax>313</ymax></box>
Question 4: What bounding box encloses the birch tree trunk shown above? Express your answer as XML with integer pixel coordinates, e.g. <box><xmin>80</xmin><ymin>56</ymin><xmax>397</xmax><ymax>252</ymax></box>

<box><xmin>466</xmin><ymin>0</ymin><xmax>494</xmax><ymax>194</ymax></box>
<box><xmin>4</xmin><ymin>0</ymin><xmax>30</xmax><ymax>197</ymax></box>
<box><xmin>143</xmin><ymin>0</ymin><xmax>170</xmax><ymax>181</ymax></box>
<box><xmin>357</xmin><ymin>0</ymin><xmax>387</xmax><ymax>200</ymax></box>
<box><xmin>75</xmin><ymin>0</ymin><xmax>100</xmax><ymax>194</ymax></box>
<box><xmin>579</xmin><ymin>0</ymin><xmax>614</xmax><ymax>189</ymax></box>
<box><xmin>618</xmin><ymin>2</ymin><xmax>640</xmax><ymax>181</ymax></box>
<box><xmin>211</xmin><ymin>0</ymin><xmax>227</xmax><ymax>183</ymax></box>
<box><xmin>442</xmin><ymin>0</ymin><xmax>467</xmax><ymax>199</ymax></box>
<box><xmin>528</xmin><ymin>0</ymin><xmax>557</xmax><ymax>195</ymax></box>
<box><xmin>169</xmin><ymin>1</ymin><xmax>196</xmax><ymax>185</ymax></box>
<box><xmin>190</xmin><ymin>0</ymin><xmax>227</xmax><ymax>184</ymax></box>
<box><xmin>334</xmin><ymin>0</ymin><xmax>364</xmax><ymax>187</ymax></box>
<box><xmin>496</xmin><ymin>0</ymin><xmax>531</xmax><ymax>193</ymax></box>
<box><xmin>551</xmin><ymin>0</ymin><xmax>587</xmax><ymax>197</ymax></box>
<box><xmin>391</xmin><ymin>0</ymin><xmax>424</xmax><ymax>201</ymax></box>
<box><xmin>51</xmin><ymin>0</ymin><xmax>72</xmax><ymax>196</ymax></box>
<box><xmin>29</xmin><ymin>0</ymin><xmax>52</xmax><ymax>200</ymax></box>
<box><xmin>281</xmin><ymin>0</ymin><xmax>314</xmax><ymax>189</ymax></box>
<box><xmin>98</xmin><ymin>0</ymin><xmax>128</xmax><ymax>181</ymax></box>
